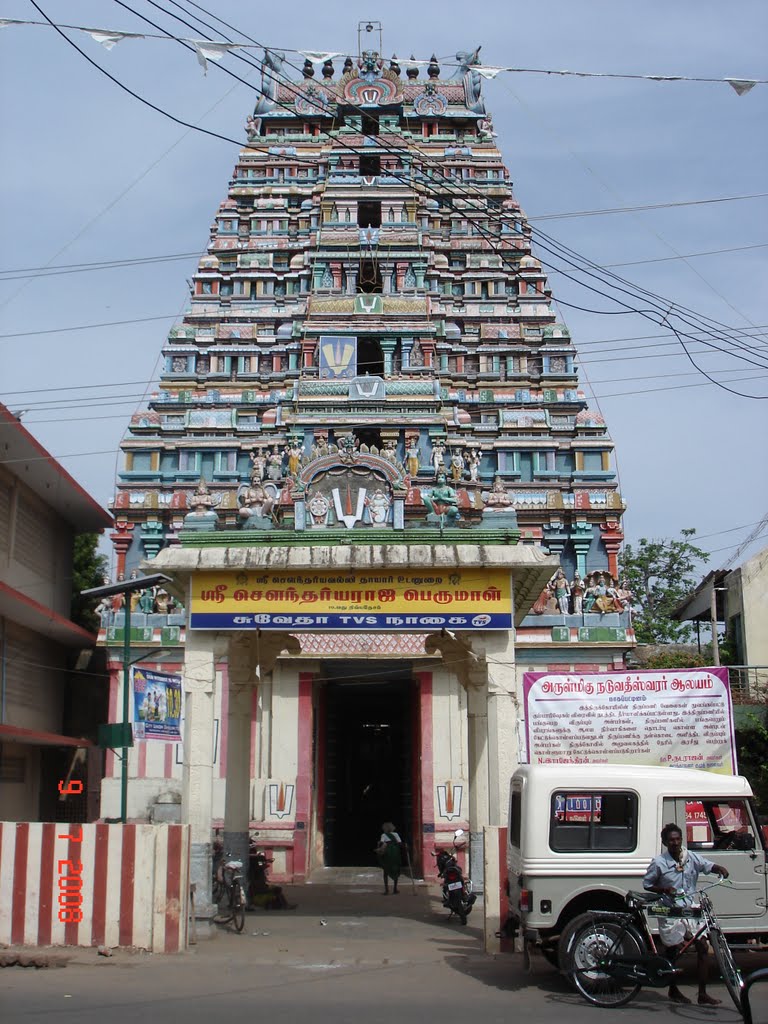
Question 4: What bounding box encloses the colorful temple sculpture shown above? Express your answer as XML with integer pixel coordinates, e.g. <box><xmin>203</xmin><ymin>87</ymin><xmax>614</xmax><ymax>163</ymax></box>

<box><xmin>101</xmin><ymin>44</ymin><xmax>633</xmax><ymax>919</ymax></box>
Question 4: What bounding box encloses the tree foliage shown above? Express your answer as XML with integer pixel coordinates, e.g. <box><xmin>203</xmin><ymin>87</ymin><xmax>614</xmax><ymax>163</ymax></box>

<box><xmin>70</xmin><ymin>533</ymin><xmax>109</xmax><ymax>632</ymax></box>
<box><xmin>735</xmin><ymin>712</ymin><xmax>768</xmax><ymax>814</ymax></box>
<box><xmin>641</xmin><ymin>649</ymin><xmax>712</xmax><ymax>670</ymax></box>
<box><xmin>619</xmin><ymin>528</ymin><xmax>709</xmax><ymax>644</ymax></box>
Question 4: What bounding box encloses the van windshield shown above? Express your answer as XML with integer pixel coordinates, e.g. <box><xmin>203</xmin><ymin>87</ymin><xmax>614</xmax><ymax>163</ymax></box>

<box><xmin>685</xmin><ymin>799</ymin><xmax>759</xmax><ymax>852</ymax></box>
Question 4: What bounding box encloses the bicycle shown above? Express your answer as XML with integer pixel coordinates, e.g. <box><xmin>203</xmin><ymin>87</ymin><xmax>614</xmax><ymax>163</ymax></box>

<box><xmin>561</xmin><ymin>879</ymin><xmax>745</xmax><ymax>1014</ymax></box>
<box><xmin>212</xmin><ymin>850</ymin><xmax>246</xmax><ymax>933</ymax></box>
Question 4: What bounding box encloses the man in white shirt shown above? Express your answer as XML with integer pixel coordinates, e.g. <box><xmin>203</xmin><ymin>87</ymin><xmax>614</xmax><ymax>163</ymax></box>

<box><xmin>644</xmin><ymin>822</ymin><xmax>729</xmax><ymax>1006</ymax></box>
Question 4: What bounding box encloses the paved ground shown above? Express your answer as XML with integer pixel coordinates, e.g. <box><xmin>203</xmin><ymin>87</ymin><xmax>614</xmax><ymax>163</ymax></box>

<box><xmin>3</xmin><ymin>872</ymin><xmax>768</xmax><ymax>1023</ymax></box>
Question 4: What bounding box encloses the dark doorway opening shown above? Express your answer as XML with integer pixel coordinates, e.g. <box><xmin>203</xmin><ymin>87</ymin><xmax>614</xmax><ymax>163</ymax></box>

<box><xmin>357</xmin><ymin>337</ymin><xmax>384</xmax><ymax>375</ymax></box>
<box><xmin>361</xmin><ymin>113</ymin><xmax>380</xmax><ymax>136</ymax></box>
<box><xmin>322</xmin><ymin>667</ymin><xmax>413</xmax><ymax>866</ymax></box>
<box><xmin>359</xmin><ymin>154</ymin><xmax>381</xmax><ymax>176</ymax></box>
<box><xmin>358</xmin><ymin>259</ymin><xmax>382</xmax><ymax>294</ymax></box>
<box><xmin>358</xmin><ymin>201</ymin><xmax>382</xmax><ymax>228</ymax></box>
<box><xmin>354</xmin><ymin>427</ymin><xmax>382</xmax><ymax>450</ymax></box>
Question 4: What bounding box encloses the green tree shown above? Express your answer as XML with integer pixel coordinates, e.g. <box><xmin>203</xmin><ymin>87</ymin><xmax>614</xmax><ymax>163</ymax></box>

<box><xmin>70</xmin><ymin>533</ymin><xmax>109</xmax><ymax>632</ymax></box>
<box><xmin>619</xmin><ymin>528</ymin><xmax>709</xmax><ymax>644</ymax></box>
<box><xmin>734</xmin><ymin>712</ymin><xmax>768</xmax><ymax>814</ymax></box>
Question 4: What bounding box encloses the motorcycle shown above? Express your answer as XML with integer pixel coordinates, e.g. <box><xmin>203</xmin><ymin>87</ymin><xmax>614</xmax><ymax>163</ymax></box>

<box><xmin>247</xmin><ymin>839</ymin><xmax>295</xmax><ymax>910</ymax></box>
<box><xmin>433</xmin><ymin>828</ymin><xmax>476</xmax><ymax>925</ymax></box>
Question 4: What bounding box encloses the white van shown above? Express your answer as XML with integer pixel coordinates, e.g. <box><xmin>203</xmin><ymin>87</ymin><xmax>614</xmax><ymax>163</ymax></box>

<box><xmin>507</xmin><ymin>763</ymin><xmax>768</xmax><ymax>965</ymax></box>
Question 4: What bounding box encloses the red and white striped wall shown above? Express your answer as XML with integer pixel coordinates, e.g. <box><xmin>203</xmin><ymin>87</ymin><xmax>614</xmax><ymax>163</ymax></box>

<box><xmin>0</xmin><ymin>822</ymin><xmax>189</xmax><ymax>953</ymax></box>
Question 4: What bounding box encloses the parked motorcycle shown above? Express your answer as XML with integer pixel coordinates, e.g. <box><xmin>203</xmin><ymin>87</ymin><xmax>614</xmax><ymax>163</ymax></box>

<box><xmin>433</xmin><ymin>828</ymin><xmax>476</xmax><ymax>925</ymax></box>
<box><xmin>248</xmin><ymin>839</ymin><xmax>295</xmax><ymax>910</ymax></box>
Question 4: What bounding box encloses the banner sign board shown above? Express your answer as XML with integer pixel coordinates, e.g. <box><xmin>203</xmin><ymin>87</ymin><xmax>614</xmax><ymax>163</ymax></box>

<box><xmin>522</xmin><ymin>667</ymin><xmax>736</xmax><ymax>774</ymax></box>
<box><xmin>189</xmin><ymin>569</ymin><xmax>512</xmax><ymax>631</ymax></box>
<box><xmin>132</xmin><ymin>668</ymin><xmax>182</xmax><ymax>742</ymax></box>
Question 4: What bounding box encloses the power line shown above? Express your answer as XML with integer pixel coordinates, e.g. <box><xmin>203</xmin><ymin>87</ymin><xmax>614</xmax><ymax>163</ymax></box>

<box><xmin>604</xmin><ymin>243</ymin><xmax>768</xmax><ymax>269</ymax></box>
<box><xmin>2</xmin><ymin>239</ymin><xmax>764</xmax><ymax>281</ymax></box>
<box><xmin>529</xmin><ymin>195</ymin><xmax>768</xmax><ymax>222</ymax></box>
<box><xmin>30</xmin><ymin>0</ymin><xmax>768</xmax><ymax>392</ymax></box>
<box><xmin>0</xmin><ymin>313</ymin><xmax>179</xmax><ymax>339</ymax></box>
<box><xmin>0</xmin><ymin>251</ymin><xmax>202</xmax><ymax>281</ymax></box>
<box><xmin>12</xmin><ymin>371</ymin><xmax>768</xmax><ymax>428</ymax></box>
<box><xmin>7</xmin><ymin>16</ymin><xmax>767</xmax><ymax>88</ymax></box>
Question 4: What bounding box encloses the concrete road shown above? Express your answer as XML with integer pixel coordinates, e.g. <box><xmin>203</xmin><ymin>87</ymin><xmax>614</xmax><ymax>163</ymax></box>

<box><xmin>3</xmin><ymin>877</ymin><xmax>768</xmax><ymax>1023</ymax></box>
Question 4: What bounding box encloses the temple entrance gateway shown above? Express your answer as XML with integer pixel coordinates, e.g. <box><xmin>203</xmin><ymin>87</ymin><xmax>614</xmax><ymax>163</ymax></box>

<box><xmin>321</xmin><ymin>668</ymin><xmax>414</xmax><ymax>867</ymax></box>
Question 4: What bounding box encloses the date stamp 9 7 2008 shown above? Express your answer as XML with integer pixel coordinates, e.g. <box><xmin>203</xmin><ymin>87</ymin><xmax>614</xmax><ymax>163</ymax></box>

<box><xmin>57</xmin><ymin>779</ymin><xmax>84</xmax><ymax>923</ymax></box>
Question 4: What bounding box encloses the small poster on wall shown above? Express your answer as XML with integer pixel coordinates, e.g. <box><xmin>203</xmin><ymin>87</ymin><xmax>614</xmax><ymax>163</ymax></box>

<box><xmin>132</xmin><ymin>668</ymin><xmax>182</xmax><ymax>742</ymax></box>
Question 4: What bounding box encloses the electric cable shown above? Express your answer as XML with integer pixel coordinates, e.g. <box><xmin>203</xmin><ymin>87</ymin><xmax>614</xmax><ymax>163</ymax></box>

<box><xmin>28</xmin><ymin>0</ymin><xmax>768</xmax><ymax>394</ymax></box>
<box><xmin>100</xmin><ymin>0</ymin><xmax>768</xmax><ymax>364</ymax></box>
<box><xmin>1</xmin><ymin>239</ymin><xmax>765</xmax><ymax>281</ymax></box>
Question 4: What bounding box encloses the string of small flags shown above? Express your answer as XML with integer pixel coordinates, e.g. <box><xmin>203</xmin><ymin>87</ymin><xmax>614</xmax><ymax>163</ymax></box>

<box><xmin>0</xmin><ymin>17</ymin><xmax>763</xmax><ymax>93</ymax></box>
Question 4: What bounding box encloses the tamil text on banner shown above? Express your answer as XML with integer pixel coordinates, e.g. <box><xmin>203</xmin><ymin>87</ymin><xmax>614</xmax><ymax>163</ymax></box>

<box><xmin>523</xmin><ymin>667</ymin><xmax>736</xmax><ymax>774</ymax></box>
<box><xmin>189</xmin><ymin>569</ymin><xmax>512</xmax><ymax>630</ymax></box>
<box><xmin>132</xmin><ymin>668</ymin><xmax>182</xmax><ymax>741</ymax></box>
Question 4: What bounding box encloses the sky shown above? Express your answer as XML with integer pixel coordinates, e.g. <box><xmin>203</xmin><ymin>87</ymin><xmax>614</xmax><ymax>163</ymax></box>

<box><xmin>1</xmin><ymin>0</ymin><xmax>766</xmax><ymax>576</ymax></box>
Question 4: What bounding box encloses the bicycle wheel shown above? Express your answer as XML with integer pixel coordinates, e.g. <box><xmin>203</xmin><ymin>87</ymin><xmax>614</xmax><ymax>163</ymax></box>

<box><xmin>709</xmin><ymin>925</ymin><xmax>744</xmax><ymax>1013</ymax></box>
<box><xmin>562</xmin><ymin>915</ymin><xmax>645</xmax><ymax>1008</ymax></box>
<box><xmin>231</xmin><ymin>881</ymin><xmax>246</xmax><ymax>933</ymax></box>
<box><xmin>212</xmin><ymin>877</ymin><xmax>224</xmax><ymax>905</ymax></box>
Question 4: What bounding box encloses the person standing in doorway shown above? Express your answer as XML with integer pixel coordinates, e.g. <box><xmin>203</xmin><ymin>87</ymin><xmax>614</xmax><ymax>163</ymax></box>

<box><xmin>376</xmin><ymin>822</ymin><xmax>403</xmax><ymax>895</ymax></box>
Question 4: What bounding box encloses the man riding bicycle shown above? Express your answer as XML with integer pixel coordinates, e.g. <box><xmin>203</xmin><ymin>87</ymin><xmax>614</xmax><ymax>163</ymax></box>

<box><xmin>643</xmin><ymin>822</ymin><xmax>730</xmax><ymax>1006</ymax></box>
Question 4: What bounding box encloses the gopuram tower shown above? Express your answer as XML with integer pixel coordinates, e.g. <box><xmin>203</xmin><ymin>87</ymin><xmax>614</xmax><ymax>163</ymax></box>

<box><xmin>102</xmin><ymin>44</ymin><xmax>633</xmax><ymax>902</ymax></box>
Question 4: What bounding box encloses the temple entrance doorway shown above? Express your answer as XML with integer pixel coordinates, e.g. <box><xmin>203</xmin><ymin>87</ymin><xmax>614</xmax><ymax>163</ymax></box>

<box><xmin>321</xmin><ymin>662</ymin><xmax>415</xmax><ymax>867</ymax></box>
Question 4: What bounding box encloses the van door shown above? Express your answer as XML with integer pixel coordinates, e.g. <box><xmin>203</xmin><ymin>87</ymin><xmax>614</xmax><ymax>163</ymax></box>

<box><xmin>663</xmin><ymin>796</ymin><xmax>768</xmax><ymax>921</ymax></box>
<box><xmin>506</xmin><ymin>776</ymin><xmax>524</xmax><ymax>922</ymax></box>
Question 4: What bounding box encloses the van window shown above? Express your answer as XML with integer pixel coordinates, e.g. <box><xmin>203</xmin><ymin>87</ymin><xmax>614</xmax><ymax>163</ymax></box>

<box><xmin>685</xmin><ymin>799</ymin><xmax>758</xmax><ymax>852</ymax></box>
<box><xmin>509</xmin><ymin>787</ymin><xmax>522</xmax><ymax>847</ymax></box>
<box><xmin>550</xmin><ymin>791</ymin><xmax>637</xmax><ymax>852</ymax></box>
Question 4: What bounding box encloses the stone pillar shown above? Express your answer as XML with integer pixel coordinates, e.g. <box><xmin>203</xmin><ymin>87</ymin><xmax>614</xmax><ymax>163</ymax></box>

<box><xmin>379</xmin><ymin>261</ymin><xmax>394</xmax><ymax>294</ymax></box>
<box><xmin>600</xmin><ymin>519</ymin><xmax>624</xmax><ymax>579</ymax></box>
<box><xmin>109</xmin><ymin>522</ymin><xmax>134</xmax><ymax>580</ymax></box>
<box><xmin>223</xmin><ymin>634</ymin><xmax>254</xmax><ymax>873</ymax></box>
<box><xmin>466</xmin><ymin>675</ymin><xmax>490</xmax><ymax>891</ymax></box>
<box><xmin>401</xmin><ymin>338</ymin><xmax>413</xmax><ymax>368</ymax></box>
<box><xmin>543</xmin><ymin>521</ymin><xmax>568</xmax><ymax>562</ymax></box>
<box><xmin>571</xmin><ymin>520</ymin><xmax>593</xmax><ymax>577</ymax></box>
<box><xmin>479</xmin><ymin>630</ymin><xmax>519</xmax><ymax>823</ymax></box>
<box><xmin>181</xmin><ymin>628</ymin><xmax>218</xmax><ymax>933</ymax></box>
<box><xmin>342</xmin><ymin>263</ymin><xmax>358</xmax><ymax>294</ymax></box>
<box><xmin>420</xmin><ymin>339</ymin><xmax>435</xmax><ymax>368</ymax></box>
<box><xmin>380</xmin><ymin>338</ymin><xmax>397</xmax><ymax>376</ymax></box>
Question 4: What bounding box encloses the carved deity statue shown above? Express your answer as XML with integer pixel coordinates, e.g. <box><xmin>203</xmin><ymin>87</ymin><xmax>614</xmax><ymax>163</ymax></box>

<box><xmin>550</xmin><ymin>569</ymin><xmax>571</xmax><ymax>615</ymax></box>
<box><xmin>450</xmin><ymin>449</ymin><xmax>465</xmax><ymax>483</ymax></box>
<box><xmin>239</xmin><ymin>481</ymin><xmax>274</xmax><ymax>522</ymax></box>
<box><xmin>184</xmin><ymin>477</ymin><xmax>219</xmax><ymax>529</ymax></box>
<box><xmin>485</xmin><ymin>475</ymin><xmax>511</xmax><ymax>507</ymax></box>
<box><xmin>266</xmin><ymin>447</ymin><xmax>284</xmax><ymax>481</ymax></box>
<box><xmin>381</xmin><ymin>439</ymin><xmax>398</xmax><ymax>464</ymax></box>
<box><xmin>466</xmin><ymin>448</ymin><xmax>481</xmax><ymax>482</ymax></box>
<box><xmin>571</xmin><ymin>573</ymin><xmax>585</xmax><ymax>615</ymax></box>
<box><xmin>250</xmin><ymin>447</ymin><xmax>266</xmax><ymax>482</ymax></box>
<box><xmin>431</xmin><ymin>441</ymin><xmax>446</xmax><ymax>477</ymax></box>
<box><xmin>405</xmin><ymin>436</ymin><xmax>420</xmax><ymax>478</ymax></box>
<box><xmin>284</xmin><ymin>439</ymin><xmax>303</xmax><ymax>477</ymax></box>
<box><xmin>422</xmin><ymin>472</ymin><xmax>459</xmax><ymax>524</ymax></box>
<box><xmin>365</xmin><ymin>488</ymin><xmax>391</xmax><ymax>526</ymax></box>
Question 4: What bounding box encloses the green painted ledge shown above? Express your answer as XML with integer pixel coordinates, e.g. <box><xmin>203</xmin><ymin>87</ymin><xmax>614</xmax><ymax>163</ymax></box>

<box><xmin>179</xmin><ymin>528</ymin><xmax>521</xmax><ymax>548</ymax></box>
